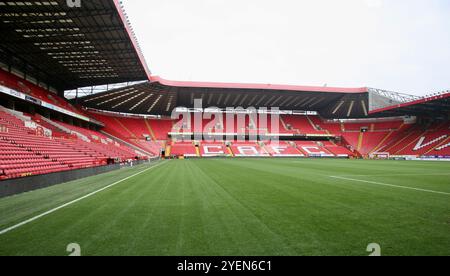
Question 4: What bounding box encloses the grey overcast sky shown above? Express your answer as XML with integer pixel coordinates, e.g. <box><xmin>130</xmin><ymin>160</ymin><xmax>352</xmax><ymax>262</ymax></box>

<box><xmin>122</xmin><ymin>0</ymin><xmax>450</xmax><ymax>96</ymax></box>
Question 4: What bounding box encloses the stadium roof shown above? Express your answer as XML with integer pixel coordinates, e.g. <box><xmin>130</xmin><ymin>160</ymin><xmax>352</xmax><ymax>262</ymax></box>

<box><xmin>77</xmin><ymin>77</ymin><xmax>372</xmax><ymax>118</ymax></box>
<box><xmin>369</xmin><ymin>91</ymin><xmax>450</xmax><ymax>118</ymax></box>
<box><xmin>0</xmin><ymin>0</ymin><xmax>150</xmax><ymax>91</ymax></box>
<box><xmin>77</xmin><ymin>77</ymin><xmax>450</xmax><ymax>119</ymax></box>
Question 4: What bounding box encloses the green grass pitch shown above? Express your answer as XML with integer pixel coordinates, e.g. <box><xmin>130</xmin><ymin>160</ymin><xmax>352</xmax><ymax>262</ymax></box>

<box><xmin>0</xmin><ymin>158</ymin><xmax>449</xmax><ymax>256</ymax></box>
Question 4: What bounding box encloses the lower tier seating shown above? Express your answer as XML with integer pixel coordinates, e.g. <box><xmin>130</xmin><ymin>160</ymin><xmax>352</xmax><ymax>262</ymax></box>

<box><xmin>263</xmin><ymin>142</ymin><xmax>305</xmax><ymax>157</ymax></box>
<box><xmin>0</xmin><ymin>109</ymin><xmax>147</xmax><ymax>180</ymax></box>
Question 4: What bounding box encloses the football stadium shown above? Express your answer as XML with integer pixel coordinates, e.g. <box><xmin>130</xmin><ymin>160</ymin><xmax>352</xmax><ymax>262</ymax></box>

<box><xmin>0</xmin><ymin>0</ymin><xmax>449</xmax><ymax>258</ymax></box>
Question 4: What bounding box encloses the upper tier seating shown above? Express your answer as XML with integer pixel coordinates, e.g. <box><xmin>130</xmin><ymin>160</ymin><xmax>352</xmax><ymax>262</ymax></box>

<box><xmin>83</xmin><ymin>112</ymin><xmax>448</xmax><ymax>158</ymax></box>
<box><xmin>0</xmin><ymin>69</ymin><xmax>86</xmax><ymax>117</ymax></box>
<box><xmin>173</xmin><ymin>113</ymin><xmax>288</xmax><ymax>134</ymax></box>
<box><xmin>88</xmin><ymin>112</ymin><xmax>166</xmax><ymax>155</ymax></box>
<box><xmin>281</xmin><ymin>115</ymin><xmax>328</xmax><ymax>134</ymax></box>
<box><xmin>358</xmin><ymin>132</ymin><xmax>391</xmax><ymax>155</ymax></box>
<box><xmin>147</xmin><ymin>119</ymin><xmax>173</xmax><ymax>140</ymax></box>
<box><xmin>321</xmin><ymin>141</ymin><xmax>355</xmax><ymax>157</ymax></box>
<box><xmin>315</xmin><ymin>118</ymin><xmax>408</xmax><ymax>156</ymax></box>
<box><xmin>85</xmin><ymin>113</ymin><xmax>368</xmax><ymax>158</ymax></box>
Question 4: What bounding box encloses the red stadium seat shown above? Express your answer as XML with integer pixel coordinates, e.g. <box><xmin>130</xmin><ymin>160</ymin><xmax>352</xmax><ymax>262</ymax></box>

<box><xmin>0</xmin><ymin>108</ymin><xmax>148</xmax><ymax>180</ymax></box>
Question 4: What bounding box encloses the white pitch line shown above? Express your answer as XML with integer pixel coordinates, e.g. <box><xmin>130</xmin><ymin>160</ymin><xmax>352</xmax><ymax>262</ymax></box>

<box><xmin>334</xmin><ymin>173</ymin><xmax>450</xmax><ymax>177</ymax></box>
<box><xmin>329</xmin><ymin>176</ymin><xmax>450</xmax><ymax>196</ymax></box>
<box><xmin>0</xmin><ymin>161</ymin><xmax>168</xmax><ymax>236</ymax></box>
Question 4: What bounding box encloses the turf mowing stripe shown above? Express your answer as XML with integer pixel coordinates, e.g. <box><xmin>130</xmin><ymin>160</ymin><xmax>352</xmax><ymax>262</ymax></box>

<box><xmin>330</xmin><ymin>176</ymin><xmax>450</xmax><ymax>196</ymax></box>
<box><xmin>336</xmin><ymin>173</ymin><xmax>450</xmax><ymax>177</ymax></box>
<box><xmin>0</xmin><ymin>161</ymin><xmax>168</xmax><ymax>236</ymax></box>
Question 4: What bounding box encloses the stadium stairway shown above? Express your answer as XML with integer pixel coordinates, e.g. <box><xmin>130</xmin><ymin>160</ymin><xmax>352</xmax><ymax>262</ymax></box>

<box><xmin>357</xmin><ymin>132</ymin><xmax>364</xmax><ymax>152</ymax></box>
<box><xmin>195</xmin><ymin>145</ymin><xmax>201</xmax><ymax>157</ymax></box>
<box><xmin>392</xmin><ymin>130</ymin><xmax>430</xmax><ymax>155</ymax></box>
<box><xmin>113</xmin><ymin>117</ymin><xmax>138</xmax><ymax>139</ymax></box>
<box><xmin>369</xmin><ymin>131</ymin><xmax>394</xmax><ymax>154</ymax></box>
<box><xmin>43</xmin><ymin>118</ymin><xmax>90</xmax><ymax>142</ymax></box>
<box><xmin>165</xmin><ymin>144</ymin><xmax>172</xmax><ymax>157</ymax></box>
<box><xmin>86</xmin><ymin>113</ymin><xmax>158</xmax><ymax>156</ymax></box>
<box><xmin>381</xmin><ymin>125</ymin><xmax>419</xmax><ymax>153</ymax></box>
<box><xmin>227</xmin><ymin>145</ymin><xmax>234</xmax><ymax>157</ymax></box>
<box><xmin>423</xmin><ymin>136</ymin><xmax>450</xmax><ymax>156</ymax></box>
<box><xmin>144</xmin><ymin>119</ymin><xmax>157</xmax><ymax>141</ymax></box>
<box><xmin>278</xmin><ymin>116</ymin><xmax>292</xmax><ymax>133</ymax></box>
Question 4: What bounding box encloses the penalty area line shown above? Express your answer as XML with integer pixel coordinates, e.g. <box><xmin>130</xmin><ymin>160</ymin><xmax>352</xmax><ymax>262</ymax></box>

<box><xmin>0</xmin><ymin>161</ymin><xmax>168</xmax><ymax>236</ymax></box>
<box><xmin>329</xmin><ymin>176</ymin><xmax>450</xmax><ymax>196</ymax></box>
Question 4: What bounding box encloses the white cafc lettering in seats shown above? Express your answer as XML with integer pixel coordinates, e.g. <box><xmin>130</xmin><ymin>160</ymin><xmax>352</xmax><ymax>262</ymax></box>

<box><xmin>235</xmin><ymin>146</ymin><xmax>270</xmax><ymax>157</ymax></box>
<box><xmin>270</xmin><ymin>146</ymin><xmax>304</xmax><ymax>157</ymax></box>
<box><xmin>203</xmin><ymin>146</ymin><xmax>224</xmax><ymax>155</ymax></box>
<box><xmin>302</xmin><ymin>146</ymin><xmax>334</xmax><ymax>157</ymax></box>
